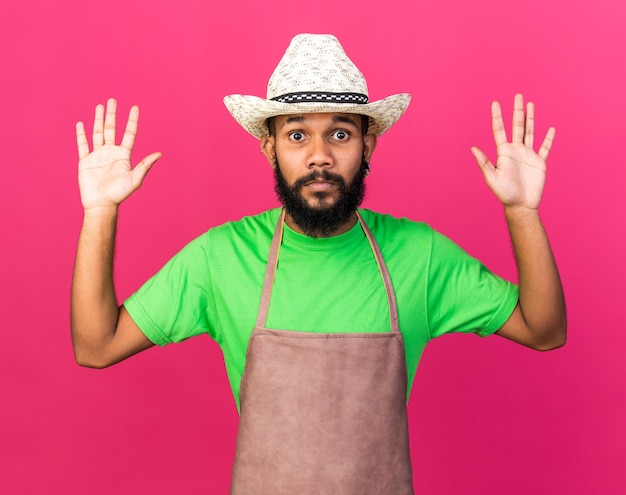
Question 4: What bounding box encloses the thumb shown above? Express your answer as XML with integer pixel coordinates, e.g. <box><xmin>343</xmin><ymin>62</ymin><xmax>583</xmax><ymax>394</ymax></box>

<box><xmin>131</xmin><ymin>152</ymin><xmax>162</xmax><ymax>189</ymax></box>
<box><xmin>470</xmin><ymin>146</ymin><xmax>495</xmax><ymax>182</ymax></box>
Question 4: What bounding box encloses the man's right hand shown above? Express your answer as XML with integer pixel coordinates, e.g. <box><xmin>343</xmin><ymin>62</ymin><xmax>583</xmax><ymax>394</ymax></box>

<box><xmin>76</xmin><ymin>98</ymin><xmax>161</xmax><ymax>210</ymax></box>
<box><xmin>71</xmin><ymin>98</ymin><xmax>158</xmax><ymax>368</ymax></box>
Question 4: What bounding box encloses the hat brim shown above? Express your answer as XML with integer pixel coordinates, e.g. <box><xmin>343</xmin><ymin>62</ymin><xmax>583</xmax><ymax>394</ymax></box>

<box><xmin>223</xmin><ymin>93</ymin><xmax>411</xmax><ymax>138</ymax></box>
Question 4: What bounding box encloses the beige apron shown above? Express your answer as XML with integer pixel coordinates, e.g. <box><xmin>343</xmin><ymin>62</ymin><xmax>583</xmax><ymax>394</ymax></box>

<box><xmin>230</xmin><ymin>210</ymin><xmax>414</xmax><ymax>494</ymax></box>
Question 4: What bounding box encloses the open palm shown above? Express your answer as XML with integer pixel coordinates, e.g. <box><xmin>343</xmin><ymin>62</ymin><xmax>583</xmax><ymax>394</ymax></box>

<box><xmin>76</xmin><ymin>99</ymin><xmax>161</xmax><ymax>210</ymax></box>
<box><xmin>471</xmin><ymin>94</ymin><xmax>555</xmax><ymax>210</ymax></box>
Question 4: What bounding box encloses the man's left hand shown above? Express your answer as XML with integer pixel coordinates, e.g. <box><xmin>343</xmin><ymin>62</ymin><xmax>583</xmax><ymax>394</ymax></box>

<box><xmin>471</xmin><ymin>93</ymin><xmax>555</xmax><ymax>210</ymax></box>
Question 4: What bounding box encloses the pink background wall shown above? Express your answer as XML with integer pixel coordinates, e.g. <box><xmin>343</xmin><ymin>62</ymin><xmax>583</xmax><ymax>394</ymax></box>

<box><xmin>1</xmin><ymin>0</ymin><xmax>624</xmax><ymax>493</ymax></box>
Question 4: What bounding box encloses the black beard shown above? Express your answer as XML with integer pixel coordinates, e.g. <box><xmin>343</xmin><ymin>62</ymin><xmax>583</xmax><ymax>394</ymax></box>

<box><xmin>274</xmin><ymin>159</ymin><xmax>368</xmax><ymax>238</ymax></box>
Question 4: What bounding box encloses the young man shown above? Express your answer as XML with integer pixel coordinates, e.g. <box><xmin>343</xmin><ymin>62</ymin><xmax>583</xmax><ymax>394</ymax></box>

<box><xmin>72</xmin><ymin>34</ymin><xmax>565</xmax><ymax>494</ymax></box>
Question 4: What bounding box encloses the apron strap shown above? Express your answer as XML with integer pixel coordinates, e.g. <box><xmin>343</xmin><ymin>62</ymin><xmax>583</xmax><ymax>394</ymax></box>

<box><xmin>356</xmin><ymin>210</ymin><xmax>400</xmax><ymax>334</ymax></box>
<box><xmin>255</xmin><ymin>209</ymin><xmax>286</xmax><ymax>328</ymax></box>
<box><xmin>255</xmin><ymin>208</ymin><xmax>400</xmax><ymax>334</ymax></box>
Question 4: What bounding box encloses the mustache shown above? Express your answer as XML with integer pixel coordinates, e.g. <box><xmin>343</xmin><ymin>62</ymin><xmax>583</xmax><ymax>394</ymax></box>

<box><xmin>292</xmin><ymin>170</ymin><xmax>346</xmax><ymax>190</ymax></box>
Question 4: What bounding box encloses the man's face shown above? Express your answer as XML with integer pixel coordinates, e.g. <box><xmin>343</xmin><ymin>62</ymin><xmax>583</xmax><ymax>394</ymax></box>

<box><xmin>262</xmin><ymin>113</ymin><xmax>376</xmax><ymax>236</ymax></box>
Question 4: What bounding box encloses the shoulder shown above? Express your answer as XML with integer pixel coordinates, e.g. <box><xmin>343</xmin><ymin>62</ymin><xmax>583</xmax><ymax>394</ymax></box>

<box><xmin>358</xmin><ymin>209</ymin><xmax>472</xmax><ymax>262</ymax></box>
<box><xmin>206</xmin><ymin>208</ymin><xmax>280</xmax><ymax>257</ymax></box>
<box><xmin>169</xmin><ymin>209</ymin><xmax>279</xmax><ymax>259</ymax></box>
<box><xmin>208</xmin><ymin>208</ymin><xmax>278</xmax><ymax>239</ymax></box>
<box><xmin>358</xmin><ymin>208</ymin><xmax>435</xmax><ymax>244</ymax></box>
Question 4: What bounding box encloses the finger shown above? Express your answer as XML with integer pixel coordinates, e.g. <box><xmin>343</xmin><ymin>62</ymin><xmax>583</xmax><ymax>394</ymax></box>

<box><xmin>538</xmin><ymin>127</ymin><xmax>556</xmax><ymax>161</ymax></box>
<box><xmin>491</xmin><ymin>101</ymin><xmax>508</xmax><ymax>147</ymax></box>
<box><xmin>93</xmin><ymin>103</ymin><xmax>105</xmax><ymax>149</ymax></box>
<box><xmin>121</xmin><ymin>105</ymin><xmax>139</xmax><ymax>151</ymax></box>
<box><xmin>471</xmin><ymin>146</ymin><xmax>496</xmax><ymax>181</ymax></box>
<box><xmin>103</xmin><ymin>98</ymin><xmax>117</xmax><ymax>145</ymax></box>
<box><xmin>511</xmin><ymin>94</ymin><xmax>525</xmax><ymax>143</ymax></box>
<box><xmin>131</xmin><ymin>152</ymin><xmax>162</xmax><ymax>189</ymax></box>
<box><xmin>525</xmin><ymin>101</ymin><xmax>535</xmax><ymax>149</ymax></box>
<box><xmin>76</xmin><ymin>122</ymin><xmax>90</xmax><ymax>160</ymax></box>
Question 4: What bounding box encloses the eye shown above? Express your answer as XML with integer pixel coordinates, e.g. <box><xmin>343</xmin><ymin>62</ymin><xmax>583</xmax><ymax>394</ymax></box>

<box><xmin>288</xmin><ymin>131</ymin><xmax>305</xmax><ymax>142</ymax></box>
<box><xmin>332</xmin><ymin>129</ymin><xmax>350</xmax><ymax>140</ymax></box>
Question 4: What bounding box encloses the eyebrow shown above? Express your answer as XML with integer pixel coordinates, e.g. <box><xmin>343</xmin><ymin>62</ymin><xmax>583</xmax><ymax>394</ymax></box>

<box><xmin>332</xmin><ymin>115</ymin><xmax>360</xmax><ymax>128</ymax></box>
<box><xmin>279</xmin><ymin>114</ymin><xmax>361</xmax><ymax>129</ymax></box>
<box><xmin>281</xmin><ymin>116</ymin><xmax>305</xmax><ymax>127</ymax></box>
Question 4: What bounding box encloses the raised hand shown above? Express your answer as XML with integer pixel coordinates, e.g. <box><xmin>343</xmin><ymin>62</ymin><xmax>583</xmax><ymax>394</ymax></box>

<box><xmin>471</xmin><ymin>94</ymin><xmax>555</xmax><ymax>211</ymax></box>
<box><xmin>76</xmin><ymin>98</ymin><xmax>161</xmax><ymax>210</ymax></box>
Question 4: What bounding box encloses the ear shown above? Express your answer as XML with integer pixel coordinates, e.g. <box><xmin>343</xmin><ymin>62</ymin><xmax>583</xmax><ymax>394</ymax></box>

<box><xmin>260</xmin><ymin>135</ymin><xmax>277</xmax><ymax>169</ymax></box>
<box><xmin>363</xmin><ymin>134</ymin><xmax>377</xmax><ymax>162</ymax></box>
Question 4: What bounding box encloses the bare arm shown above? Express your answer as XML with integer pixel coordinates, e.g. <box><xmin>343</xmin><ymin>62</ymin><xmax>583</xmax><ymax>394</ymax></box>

<box><xmin>471</xmin><ymin>94</ymin><xmax>566</xmax><ymax>350</ymax></box>
<box><xmin>71</xmin><ymin>99</ymin><xmax>161</xmax><ymax>367</ymax></box>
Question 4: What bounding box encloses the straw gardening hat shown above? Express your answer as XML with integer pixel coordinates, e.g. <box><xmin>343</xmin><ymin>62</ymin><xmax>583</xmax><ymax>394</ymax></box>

<box><xmin>223</xmin><ymin>34</ymin><xmax>411</xmax><ymax>138</ymax></box>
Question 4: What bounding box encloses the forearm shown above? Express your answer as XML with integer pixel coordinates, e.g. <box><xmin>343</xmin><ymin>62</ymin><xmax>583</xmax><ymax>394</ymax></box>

<box><xmin>71</xmin><ymin>207</ymin><xmax>121</xmax><ymax>366</ymax></box>
<box><xmin>505</xmin><ymin>206</ymin><xmax>566</xmax><ymax>348</ymax></box>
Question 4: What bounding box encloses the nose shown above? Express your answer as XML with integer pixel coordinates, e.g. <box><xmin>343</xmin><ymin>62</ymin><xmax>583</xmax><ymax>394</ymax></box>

<box><xmin>307</xmin><ymin>136</ymin><xmax>333</xmax><ymax>169</ymax></box>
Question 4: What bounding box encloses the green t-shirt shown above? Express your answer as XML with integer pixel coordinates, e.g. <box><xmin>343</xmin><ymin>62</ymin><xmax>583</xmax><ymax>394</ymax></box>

<box><xmin>124</xmin><ymin>208</ymin><xmax>518</xmax><ymax>410</ymax></box>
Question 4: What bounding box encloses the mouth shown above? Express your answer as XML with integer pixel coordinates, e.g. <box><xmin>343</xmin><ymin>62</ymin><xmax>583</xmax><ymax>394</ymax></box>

<box><xmin>303</xmin><ymin>179</ymin><xmax>338</xmax><ymax>191</ymax></box>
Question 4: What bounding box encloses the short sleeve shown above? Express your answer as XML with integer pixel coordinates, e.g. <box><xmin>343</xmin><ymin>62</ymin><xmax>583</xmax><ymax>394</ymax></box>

<box><xmin>123</xmin><ymin>233</ymin><xmax>214</xmax><ymax>346</ymax></box>
<box><xmin>426</xmin><ymin>230</ymin><xmax>519</xmax><ymax>339</ymax></box>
